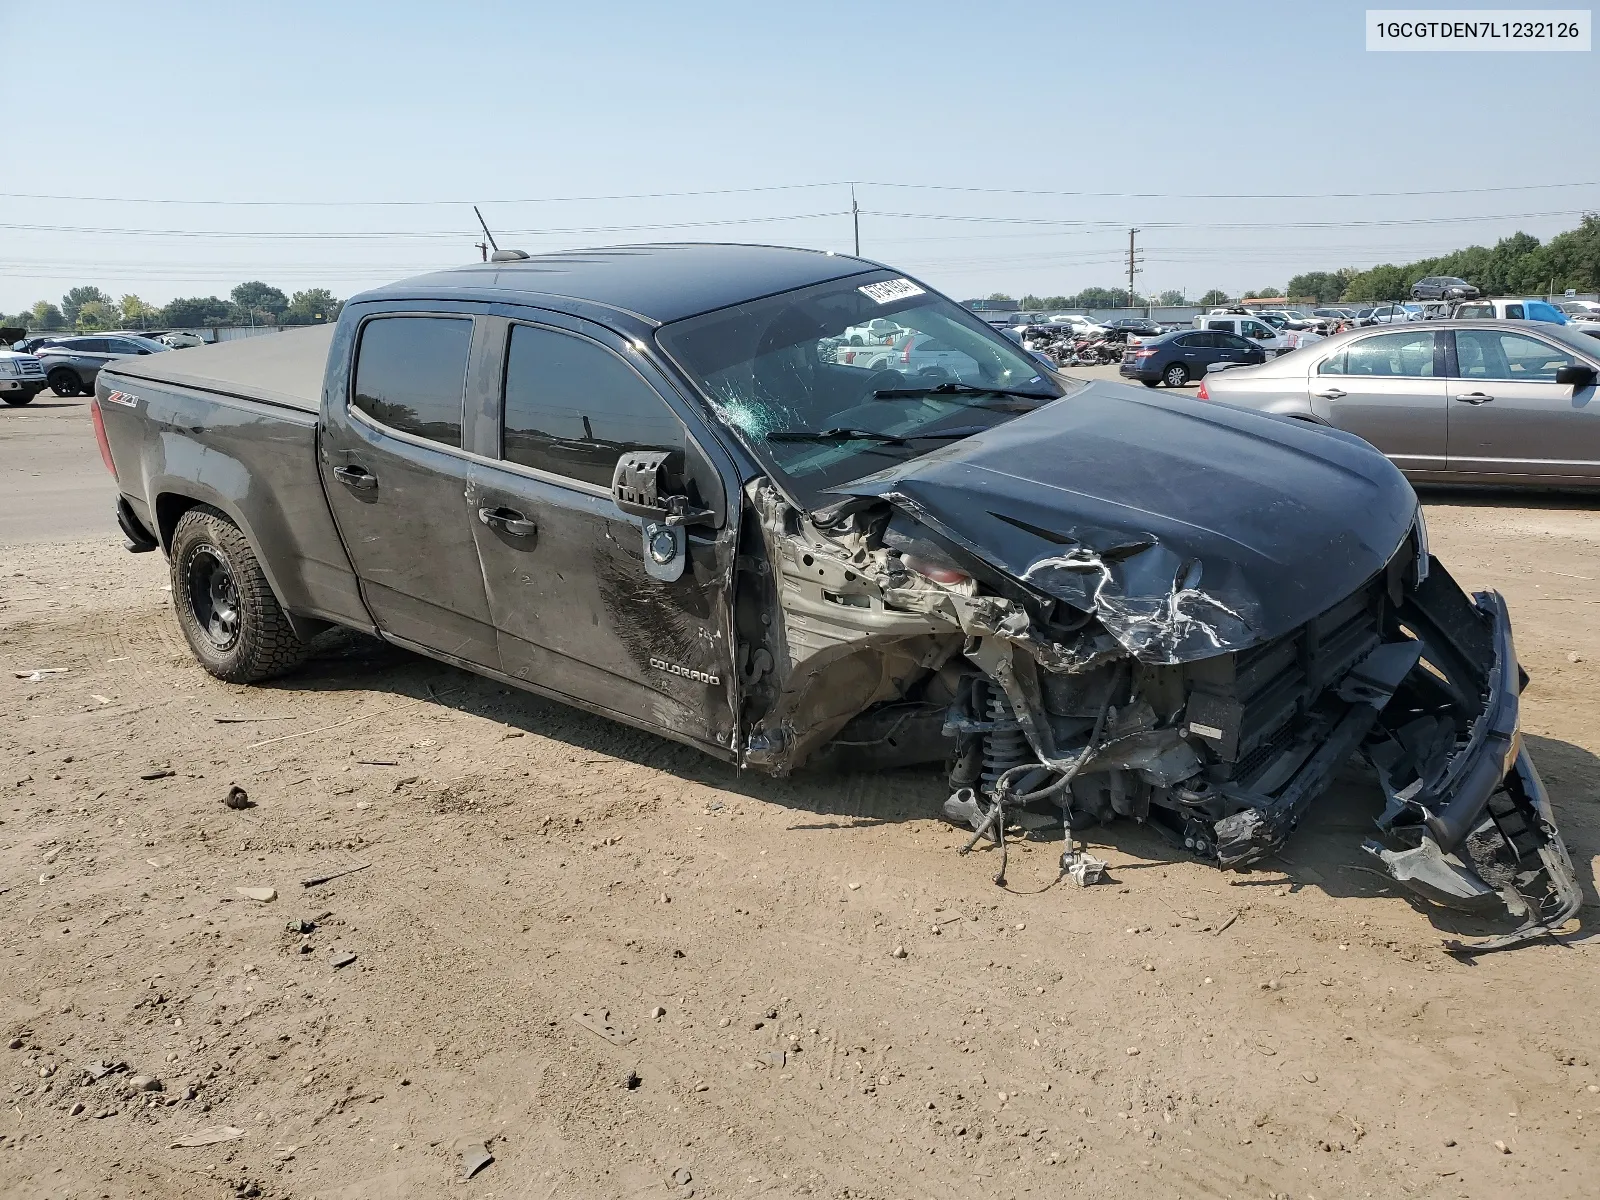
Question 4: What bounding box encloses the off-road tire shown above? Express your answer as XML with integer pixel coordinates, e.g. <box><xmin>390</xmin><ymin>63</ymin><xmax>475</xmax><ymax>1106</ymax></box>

<box><xmin>170</xmin><ymin>506</ymin><xmax>310</xmax><ymax>683</ymax></box>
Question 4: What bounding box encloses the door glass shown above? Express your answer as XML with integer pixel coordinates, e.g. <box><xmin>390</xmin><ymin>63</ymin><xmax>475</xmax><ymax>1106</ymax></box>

<box><xmin>1343</xmin><ymin>331</ymin><xmax>1436</xmax><ymax>377</ymax></box>
<box><xmin>1454</xmin><ymin>329</ymin><xmax>1574</xmax><ymax>382</ymax></box>
<box><xmin>1504</xmin><ymin>304</ymin><xmax>1524</xmax><ymax>320</ymax></box>
<box><xmin>351</xmin><ymin>316</ymin><xmax>472</xmax><ymax>447</ymax></box>
<box><xmin>78</xmin><ymin>339</ymin><xmax>110</xmax><ymax>354</ymax></box>
<box><xmin>502</xmin><ymin>324</ymin><xmax>684</xmax><ymax>488</ymax></box>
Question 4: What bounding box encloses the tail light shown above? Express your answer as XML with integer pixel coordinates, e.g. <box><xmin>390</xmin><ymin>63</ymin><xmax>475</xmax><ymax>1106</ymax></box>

<box><xmin>89</xmin><ymin>396</ymin><xmax>118</xmax><ymax>476</ymax></box>
<box><xmin>1134</xmin><ymin>349</ymin><xmax>1157</xmax><ymax>359</ymax></box>
<box><xmin>1196</xmin><ymin>380</ymin><xmax>1210</xmax><ymax>400</ymax></box>
<box><xmin>901</xmin><ymin>338</ymin><xmax>912</xmax><ymax>364</ymax></box>
<box><xmin>841</xmin><ymin>349</ymin><xmax>856</xmax><ymax>365</ymax></box>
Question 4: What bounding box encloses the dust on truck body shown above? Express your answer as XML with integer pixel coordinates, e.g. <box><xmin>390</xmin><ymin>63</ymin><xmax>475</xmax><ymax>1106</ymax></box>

<box><xmin>91</xmin><ymin>244</ymin><xmax>1579</xmax><ymax>952</ymax></box>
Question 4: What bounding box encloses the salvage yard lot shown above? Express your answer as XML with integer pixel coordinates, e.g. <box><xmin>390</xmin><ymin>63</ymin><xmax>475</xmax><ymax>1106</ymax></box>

<box><xmin>2</xmin><ymin>393</ymin><xmax>1599</xmax><ymax>1198</ymax></box>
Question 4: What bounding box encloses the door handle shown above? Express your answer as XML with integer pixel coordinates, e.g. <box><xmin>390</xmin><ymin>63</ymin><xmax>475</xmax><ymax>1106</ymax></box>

<box><xmin>1313</xmin><ymin>388</ymin><xmax>1347</xmax><ymax>399</ymax></box>
<box><xmin>478</xmin><ymin>506</ymin><xmax>537</xmax><ymax>537</ymax></box>
<box><xmin>1454</xmin><ymin>392</ymin><xmax>1494</xmax><ymax>405</ymax></box>
<box><xmin>333</xmin><ymin>464</ymin><xmax>377</xmax><ymax>490</ymax></box>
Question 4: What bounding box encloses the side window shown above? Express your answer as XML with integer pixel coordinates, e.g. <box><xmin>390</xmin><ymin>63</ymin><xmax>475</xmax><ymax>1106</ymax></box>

<box><xmin>502</xmin><ymin>324</ymin><xmax>684</xmax><ymax>488</ymax></box>
<box><xmin>1205</xmin><ymin>320</ymin><xmax>1231</xmax><ymax>332</ymax></box>
<box><xmin>1344</xmin><ymin>331</ymin><xmax>1436</xmax><ymax>378</ymax></box>
<box><xmin>351</xmin><ymin>316</ymin><xmax>472</xmax><ymax>448</ymax></box>
<box><xmin>1224</xmin><ymin>334</ymin><xmax>1257</xmax><ymax>351</ymax></box>
<box><xmin>1454</xmin><ymin>330</ymin><xmax>1574</xmax><ymax>382</ymax></box>
<box><xmin>1243</xmin><ymin>322</ymin><xmax>1272</xmax><ymax>339</ymax></box>
<box><xmin>78</xmin><ymin>339</ymin><xmax>110</xmax><ymax>354</ymax></box>
<box><xmin>1504</xmin><ymin>304</ymin><xmax>1524</xmax><ymax>320</ymax></box>
<box><xmin>1318</xmin><ymin>349</ymin><xmax>1348</xmax><ymax>375</ymax></box>
<box><xmin>107</xmin><ymin>339</ymin><xmax>143</xmax><ymax>355</ymax></box>
<box><xmin>1173</xmin><ymin>334</ymin><xmax>1199</xmax><ymax>348</ymax></box>
<box><xmin>1455</xmin><ymin>303</ymin><xmax>1492</xmax><ymax>319</ymax></box>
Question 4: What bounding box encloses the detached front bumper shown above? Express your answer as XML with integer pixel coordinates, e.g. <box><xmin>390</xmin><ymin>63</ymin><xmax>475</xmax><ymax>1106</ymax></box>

<box><xmin>1363</xmin><ymin>588</ymin><xmax>1582</xmax><ymax>952</ymax></box>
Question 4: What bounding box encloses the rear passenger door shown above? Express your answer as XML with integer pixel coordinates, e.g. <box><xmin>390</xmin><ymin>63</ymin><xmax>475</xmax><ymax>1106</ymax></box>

<box><xmin>320</xmin><ymin>312</ymin><xmax>500</xmax><ymax>666</ymax></box>
<box><xmin>467</xmin><ymin>316</ymin><xmax>739</xmax><ymax>754</ymax></box>
<box><xmin>1309</xmin><ymin>329</ymin><xmax>1446</xmax><ymax>473</ymax></box>
<box><xmin>1446</xmin><ymin>327</ymin><xmax>1600</xmax><ymax>481</ymax></box>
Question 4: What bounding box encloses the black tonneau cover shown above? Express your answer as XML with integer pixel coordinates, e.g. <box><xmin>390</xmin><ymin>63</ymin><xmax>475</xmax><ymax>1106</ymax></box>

<box><xmin>103</xmin><ymin>325</ymin><xmax>334</xmax><ymax>413</ymax></box>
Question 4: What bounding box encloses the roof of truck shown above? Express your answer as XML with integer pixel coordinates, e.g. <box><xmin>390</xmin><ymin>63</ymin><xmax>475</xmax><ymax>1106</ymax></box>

<box><xmin>363</xmin><ymin>243</ymin><xmax>880</xmax><ymax>325</ymax></box>
<box><xmin>101</xmin><ymin>323</ymin><xmax>334</xmax><ymax>413</ymax></box>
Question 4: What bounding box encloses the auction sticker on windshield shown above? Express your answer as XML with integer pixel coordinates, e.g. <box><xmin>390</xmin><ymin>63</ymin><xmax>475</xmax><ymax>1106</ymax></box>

<box><xmin>859</xmin><ymin>279</ymin><xmax>926</xmax><ymax>305</ymax></box>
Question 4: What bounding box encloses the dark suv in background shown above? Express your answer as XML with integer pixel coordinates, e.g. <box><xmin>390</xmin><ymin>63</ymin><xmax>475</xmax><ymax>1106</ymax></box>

<box><xmin>35</xmin><ymin>334</ymin><xmax>168</xmax><ymax>396</ymax></box>
<box><xmin>1119</xmin><ymin>327</ymin><xmax>1266</xmax><ymax>387</ymax></box>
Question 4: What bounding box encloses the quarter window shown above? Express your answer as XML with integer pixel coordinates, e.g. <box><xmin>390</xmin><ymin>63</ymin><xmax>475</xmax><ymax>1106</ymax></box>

<box><xmin>1454</xmin><ymin>329</ymin><xmax>1574</xmax><ymax>382</ymax></box>
<box><xmin>351</xmin><ymin>316</ymin><xmax>473</xmax><ymax>447</ymax></box>
<box><xmin>502</xmin><ymin>324</ymin><xmax>684</xmax><ymax>488</ymax></box>
<box><xmin>1324</xmin><ymin>331</ymin><xmax>1437</xmax><ymax>377</ymax></box>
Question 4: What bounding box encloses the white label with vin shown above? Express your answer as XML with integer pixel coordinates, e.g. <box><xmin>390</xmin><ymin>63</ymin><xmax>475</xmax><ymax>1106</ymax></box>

<box><xmin>858</xmin><ymin>278</ymin><xmax>925</xmax><ymax>305</ymax></box>
<box><xmin>1189</xmin><ymin>722</ymin><xmax>1225</xmax><ymax>740</ymax></box>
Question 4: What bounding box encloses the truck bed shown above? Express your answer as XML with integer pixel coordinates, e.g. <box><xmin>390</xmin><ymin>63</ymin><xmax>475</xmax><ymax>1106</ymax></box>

<box><xmin>105</xmin><ymin>324</ymin><xmax>334</xmax><ymax>412</ymax></box>
<box><xmin>97</xmin><ymin>321</ymin><xmax>371</xmax><ymax>635</ymax></box>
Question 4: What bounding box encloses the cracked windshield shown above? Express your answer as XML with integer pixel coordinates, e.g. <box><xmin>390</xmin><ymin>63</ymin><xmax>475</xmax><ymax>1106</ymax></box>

<box><xmin>657</xmin><ymin>273</ymin><xmax>1065</xmax><ymax>499</ymax></box>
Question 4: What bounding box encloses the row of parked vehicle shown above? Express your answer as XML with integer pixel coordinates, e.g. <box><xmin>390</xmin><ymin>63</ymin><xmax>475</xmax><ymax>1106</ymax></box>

<box><xmin>0</xmin><ymin>330</ymin><xmax>202</xmax><ymax>404</ymax></box>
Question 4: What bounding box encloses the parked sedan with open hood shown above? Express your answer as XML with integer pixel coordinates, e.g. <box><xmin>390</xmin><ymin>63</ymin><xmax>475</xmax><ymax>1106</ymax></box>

<box><xmin>92</xmin><ymin>246</ymin><xmax>1577</xmax><ymax>951</ymax></box>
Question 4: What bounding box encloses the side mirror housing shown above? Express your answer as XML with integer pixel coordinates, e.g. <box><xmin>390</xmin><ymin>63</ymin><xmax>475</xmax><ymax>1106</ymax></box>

<box><xmin>1555</xmin><ymin>363</ymin><xmax>1597</xmax><ymax>388</ymax></box>
<box><xmin>611</xmin><ymin>450</ymin><xmax>714</xmax><ymax>527</ymax></box>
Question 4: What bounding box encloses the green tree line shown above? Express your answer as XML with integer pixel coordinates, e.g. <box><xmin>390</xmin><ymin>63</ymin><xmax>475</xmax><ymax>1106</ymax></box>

<box><xmin>986</xmin><ymin>214</ymin><xmax>1600</xmax><ymax>311</ymax></box>
<box><xmin>1</xmin><ymin>282</ymin><xmax>344</xmax><ymax>332</ymax></box>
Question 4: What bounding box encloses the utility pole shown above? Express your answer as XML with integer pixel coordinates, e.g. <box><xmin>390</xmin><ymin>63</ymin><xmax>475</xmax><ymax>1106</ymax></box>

<box><xmin>852</xmin><ymin>186</ymin><xmax>860</xmax><ymax>257</ymax></box>
<box><xmin>1126</xmin><ymin>228</ymin><xmax>1143</xmax><ymax>312</ymax></box>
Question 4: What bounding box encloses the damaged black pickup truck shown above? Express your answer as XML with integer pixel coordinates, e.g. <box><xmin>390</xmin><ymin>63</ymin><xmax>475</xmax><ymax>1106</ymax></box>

<box><xmin>92</xmin><ymin>244</ymin><xmax>1578</xmax><ymax>950</ymax></box>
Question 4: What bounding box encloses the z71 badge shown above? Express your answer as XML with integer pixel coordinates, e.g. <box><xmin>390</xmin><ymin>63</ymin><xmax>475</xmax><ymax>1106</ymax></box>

<box><xmin>103</xmin><ymin>390</ymin><xmax>141</xmax><ymax>408</ymax></box>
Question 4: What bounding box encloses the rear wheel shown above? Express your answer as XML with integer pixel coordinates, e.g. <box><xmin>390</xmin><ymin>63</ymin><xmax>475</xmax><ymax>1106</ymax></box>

<box><xmin>1141</xmin><ymin>379</ymin><xmax>1160</xmax><ymax>388</ymax></box>
<box><xmin>2</xmin><ymin>392</ymin><xmax>34</xmax><ymax>406</ymax></box>
<box><xmin>170</xmin><ymin>506</ymin><xmax>310</xmax><ymax>683</ymax></box>
<box><xmin>46</xmin><ymin>368</ymin><xmax>80</xmax><ymax>397</ymax></box>
<box><xmin>1162</xmin><ymin>363</ymin><xmax>1189</xmax><ymax>388</ymax></box>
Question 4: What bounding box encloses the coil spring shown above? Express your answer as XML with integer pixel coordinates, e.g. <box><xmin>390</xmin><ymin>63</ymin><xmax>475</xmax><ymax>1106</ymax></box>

<box><xmin>981</xmin><ymin>688</ymin><xmax>1031</xmax><ymax>794</ymax></box>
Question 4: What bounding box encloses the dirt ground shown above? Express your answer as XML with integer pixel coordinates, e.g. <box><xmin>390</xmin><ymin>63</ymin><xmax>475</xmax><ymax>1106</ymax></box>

<box><xmin>2</xmin><ymin>492</ymin><xmax>1599</xmax><ymax>1200</ymax></box>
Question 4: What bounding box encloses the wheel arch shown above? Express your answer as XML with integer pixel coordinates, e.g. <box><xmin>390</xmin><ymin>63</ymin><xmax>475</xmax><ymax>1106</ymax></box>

<box><xmin>154</xmin><ymin>489</ymin><xmax>329</xmax><ymax>642</ymax></box>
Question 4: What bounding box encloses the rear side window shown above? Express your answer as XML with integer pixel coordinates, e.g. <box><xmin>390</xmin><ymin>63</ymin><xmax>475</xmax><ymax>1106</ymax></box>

<box><xmin>1454</xmin><ymin>304</ymin><xmax>1492</xmax><ymax>318</ymax></box>
<box><xmin>1505</xmin><ymin>304</ymin><xmax>1525</xmax><ymax>320</ymax></box>
<box><xmin>1326</xmin><ymin>330</ymin><xmax>1437</xmax><ymax>377</ymax></box>
<box><xmin>352</xmin><ymin>316</ymin><xmax>473</xmax><ymax>447</ymax></box>
<box><xmin>502</xmin><ymin>324</ymin><xmax>684</xmax><ymax>488</ymax></box>
<box><xmin>1173</xmin><ymin>333</ymin><xmax>1201</xmax><ymax>348</ymax></box>
<box><xmin>1205</xmin><ymin>320</ymin><xmax>1232</xmax><ymax>332</ymax></box>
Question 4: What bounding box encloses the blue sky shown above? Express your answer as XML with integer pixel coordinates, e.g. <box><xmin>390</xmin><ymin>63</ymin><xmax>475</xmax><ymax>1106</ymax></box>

<box><xmin>0</xmin><ymin>0</ymin><xmax>1593</xmax><ymax>311</ymax></box>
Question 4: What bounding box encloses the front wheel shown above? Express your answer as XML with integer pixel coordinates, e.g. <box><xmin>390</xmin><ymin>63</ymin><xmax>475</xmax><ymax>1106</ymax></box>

<box><xmin>46</xmin><ymin>368</ymin><xmax>80</xmax><ymax>397</ymax></box>
<box><xmin>1141</xmin><ymin>379</ymin><xmax>1160</xmax><ymax>388</ymax></box>
<box><xmin>1162</xmin><ymin>363</ymin><xmax>1189</xmax><ymax>388</ymax></box>
<box><xmin>170</xmin><ymin>506</ymin><xmax>310</xmax><ymax>683</ymax></box>
<box><xmin>2</xmin><ymin>392</ymin><xmax>34</xmax><ymax>406</ymax></box>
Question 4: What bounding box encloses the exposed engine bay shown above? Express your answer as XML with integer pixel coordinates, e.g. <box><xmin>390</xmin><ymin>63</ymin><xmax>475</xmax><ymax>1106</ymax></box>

<box><xmin>733</xmin><ymin>478</ymin><xmax>1580</xmax><ymax>954</ymax></box>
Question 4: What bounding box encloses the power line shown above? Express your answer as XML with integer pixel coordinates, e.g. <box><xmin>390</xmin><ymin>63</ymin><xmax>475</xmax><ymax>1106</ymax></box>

<box><xmin>0</xmin><ymin>179</ymin><xmax>1597</xmax><ymax>206</ymax></box>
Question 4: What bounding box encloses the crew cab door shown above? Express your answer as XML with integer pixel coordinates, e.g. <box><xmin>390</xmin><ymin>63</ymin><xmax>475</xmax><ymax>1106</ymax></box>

<box><xmin>319</xmin><ymin>311</ymin><xmax>499</xmax><ymax>666</ymax></box>
<box><xmin>1307</xmin><ymin>328</ymin><xmax>1446</xmax><ymax>473</ymax></box>
<box><xmin>465</xmin><ymin>314</ymin><xmax>739</xmax><ymax>755</ymax></box>
<box><xmin>1445</xmin><ymin>327</ymin><xmax>1600</xmax><ymax>481</ymax></box>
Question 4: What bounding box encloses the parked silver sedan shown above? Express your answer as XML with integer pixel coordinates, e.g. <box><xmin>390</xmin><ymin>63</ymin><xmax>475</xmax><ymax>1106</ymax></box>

<box><xmin>1199</xmin><ymin>320</ymin><xmax>1600</xmax><ymax>486</ymax></box>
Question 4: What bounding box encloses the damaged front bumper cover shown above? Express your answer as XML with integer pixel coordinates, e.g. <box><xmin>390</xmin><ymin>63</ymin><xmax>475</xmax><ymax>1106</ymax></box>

<box><xmin>1361</xmin><ymin>592</ymin><xmax>1581</xmax><ymax>953</ymax></box>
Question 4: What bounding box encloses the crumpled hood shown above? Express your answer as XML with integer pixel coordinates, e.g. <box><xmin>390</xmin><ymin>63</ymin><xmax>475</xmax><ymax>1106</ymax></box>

<box><xmin>830</xmin><ymin>382</ymin><xmax>1417</xmax><ymax>664</ymax></box>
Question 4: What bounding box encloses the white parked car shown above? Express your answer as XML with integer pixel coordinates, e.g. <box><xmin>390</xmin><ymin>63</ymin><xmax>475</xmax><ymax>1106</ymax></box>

<box><xmin>1193</xmin><ymin>313</ymin><xmax>1319</xmax><ymax>357</ymax></box>
<box><xmin>894</xmin><ymin>331</ymin><xmax>981</xmax><ymax>381</ymax></box>
<box><xmin>840</xmin><ymin>318</ymin><xmax>904</xmax><ymax>347</ymax></box>
<box><xmin>1367</xmin><ymin>303</ymin><xmax>1425</xmax><ymax>325</ymax></box>
<box><xmin>156</xmin><ymin>331</ymin><xmax>207</xmax><ymax>349</ymax></box>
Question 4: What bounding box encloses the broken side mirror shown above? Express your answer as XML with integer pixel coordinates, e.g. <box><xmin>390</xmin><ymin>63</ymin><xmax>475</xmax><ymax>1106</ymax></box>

<box><xmin>611</xmin><ymin>449</ymin><xmax>714</xmax><ymax>584</ymax></box>
<box><xmin>1555</xmin><ymin>363</ymin><xmax>1596</xmax><ymax>388</ymax></box>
